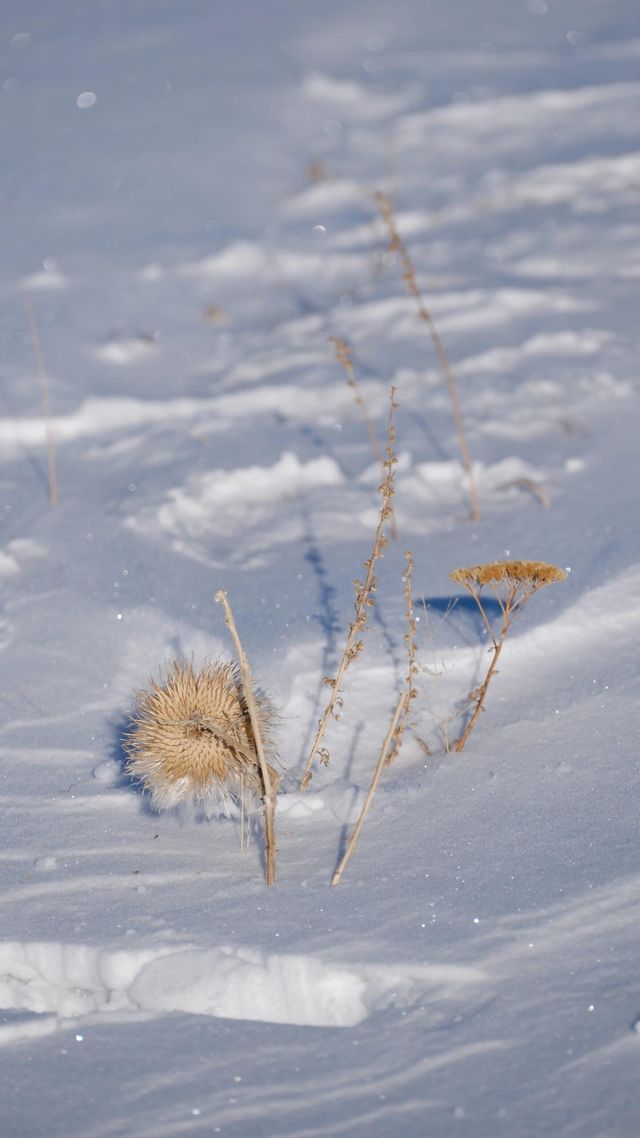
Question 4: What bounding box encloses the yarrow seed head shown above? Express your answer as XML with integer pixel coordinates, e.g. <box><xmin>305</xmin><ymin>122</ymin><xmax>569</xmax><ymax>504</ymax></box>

<box><xmin>450</xmin><ymin>559</ymin><xmax>567</xmax><ymax>590</ymax></box>
<box><xmin>125</xmin><ymin>659</ymin><xmax>276</xmax><ymax>817</ymax></box>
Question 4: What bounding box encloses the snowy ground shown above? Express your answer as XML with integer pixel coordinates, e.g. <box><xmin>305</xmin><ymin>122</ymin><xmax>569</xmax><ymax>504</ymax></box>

<box><xmin>2</xmin><ymin>1</ymin><xmax>640</xmax><ymax>1135</ymax></box>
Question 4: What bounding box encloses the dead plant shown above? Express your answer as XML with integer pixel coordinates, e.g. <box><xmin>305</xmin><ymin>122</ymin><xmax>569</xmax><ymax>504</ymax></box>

<box><xmin>329</xmin><ymin>335</ymin><xmax>397</xmax><ymax>538</ymax></box>
<box><xmin>450</xmin><ymin>560</ymin><xmax>567</xmax><ymax>751</ymax></box>
<box><xmin>374</xmin><ymin>191</ymin><xmax>479</xmax><ymax>522</ymax></box>
<box><xmin>216</xmin><ymin>589</ymin><xmax>279</xmax><ymax>885</ymax></box>
<box><xmin>299</xmin><ymin>387</ymin><xmax>398</xmax><ymax>790</ymax></box>
<box><xmin>331</xmin><ymin>550</ymin><xmax>417</xmax><ymax>885</ymax></box>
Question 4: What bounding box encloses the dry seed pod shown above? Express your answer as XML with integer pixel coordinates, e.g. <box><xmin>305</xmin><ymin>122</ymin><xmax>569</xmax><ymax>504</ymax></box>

<box><xmin>125</xmin><ymin>659</ymin><xmax>276</xmax><ymax>816</ymax></box>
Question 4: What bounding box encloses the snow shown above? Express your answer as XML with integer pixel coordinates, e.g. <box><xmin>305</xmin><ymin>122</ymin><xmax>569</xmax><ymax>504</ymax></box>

<box><xmin>2</xmin><ymin>0</ymin><xmax>640</xmax><ymax>1135</ymax></box>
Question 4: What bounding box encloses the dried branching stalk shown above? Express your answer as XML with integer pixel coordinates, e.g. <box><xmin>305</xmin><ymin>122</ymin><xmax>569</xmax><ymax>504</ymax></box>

<box><xmin>329</xmin><ymin>335</ymin><xmax>397</xmax><ymax>539</ymax></box>
<box><xmin>450</xmin><ymin>560</ymin><xmax>567</xmax><ymax>752</ymax></box>
<box><xmin>331</xmin><ymin>551</ymin><xmax>418</xmax><ymax>885</ymax></box>
<box><xmin>374</xmin><ymin>191</ymin><xmax>479</xmax><ymax>523</ymax></box>
<box><xmin>24</xmin><ymin>292</ymin><xmax>58</xmax><ymax>508</ymax></box>
<box><xmin>215</xmin><ymin>589</ymin><xmax>278</xmax><ymax>885</ymax></box>
<box><xmin>299</xmin><ymin>387</ymin><xmax>399</xmax><ymax>791</ymax></box>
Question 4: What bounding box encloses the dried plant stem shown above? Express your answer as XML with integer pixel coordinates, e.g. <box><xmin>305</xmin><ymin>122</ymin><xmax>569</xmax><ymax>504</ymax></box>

<box><xmin>331</xmin><ymin>552</ymin><xmax>418</xmax><ymax>884</ymax></box>
<box><xmin>24</xmin><ymin>293</ymin><xmax>58</xmax><ymax>508</ymax></box>
<box><xmin>451</xmin><ymin>561</ymin><xmax>567</xmax><ymax>752</ymax></box>
<box><xmin>215</xmin><ymin>590</ymin><xmax>277</xmax><ymax>885</ymax></box>
<box><xmin>374</xmin><ymin>191</ymin><xmax>479</xmax><ymax>523</ymax></box>
<box><xmin>331</xmin><ymin>691</ymin><xmax>405</xmax><ymax>886</ymax></box>
<box><xmin>423</xmin><ymin>601</ymin><xmax>453</xmax><ymax>753</ymax></box>
<box><xmin>329</xmin><ymin>336</ymin><xmax>397</xmax><ymax>539</ymax></box>
<box><xmin>386</xmin><ymin>549</ymin><xmax>418</xmax><ymax>766</ymax></box>
<box><xmin>299</xmin><ymin>388</ymin><xmax>398</xmax><ymax>790</ymax></box>
<box><xmin>330</xmin><ymin>336</ymin><xmax>384</xmax><ymax>467</ymax></box>
<box><xmin>453</xmin><ymin>609</ymin><xmax>510</xmax><ymax>753</ymax></box>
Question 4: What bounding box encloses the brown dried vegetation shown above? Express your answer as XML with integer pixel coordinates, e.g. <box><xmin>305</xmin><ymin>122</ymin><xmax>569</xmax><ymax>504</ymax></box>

<box><xmin>299</xmin><ymin>387</ymin><xmax>399</xmax><ymax>791</ymax></box>
<box><xmin>331</xmin><ymin>550</ymin><xmax>418</xmax><ymax>885</ymax></box>
<box><xmin>125</xmin><ymin>660</ymin><xmax>277</xmax><ymax>815</ymax></box>
<box><xmin>451</xmin><ymin>560</ymin><xmax>567</xmax><ymax>751</ymax></box>
<box><xmin>375</xmin><ymin>191</ymin><xmax>479</xmax><ymax>522</ymax></box>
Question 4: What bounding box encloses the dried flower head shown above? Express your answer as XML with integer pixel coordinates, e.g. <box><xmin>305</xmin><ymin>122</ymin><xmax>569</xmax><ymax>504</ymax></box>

<box><xmin>125</xmin><ymin>659</ymin><xmax>276</xmax><ymax>816</ymax></box>
<box><xmin>451</xmin><ymin>560</ymin><xmax>566</xmax><ymax>591</ymax></box>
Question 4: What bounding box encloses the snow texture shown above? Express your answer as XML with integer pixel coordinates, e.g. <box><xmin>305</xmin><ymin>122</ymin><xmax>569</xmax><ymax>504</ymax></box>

<box><xmin>2</xmin><ymin>0</ymin><xmax>640</xmax><ymax>1135</ymax></box>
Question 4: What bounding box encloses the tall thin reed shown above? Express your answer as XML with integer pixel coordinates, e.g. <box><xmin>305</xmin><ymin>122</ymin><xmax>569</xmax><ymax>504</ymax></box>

<box><xmin>450</xmin><ymin>560</ymin><xmax>566</xmax><ymax>751</ymax></box>
<box><xmin>374</xmin><ymin>191</ymin><xmax>479</xmax><ymax>522</ymax></box>
<box><xmin>331</xmin><ymin>551</ymin><xmax>417</xmax><ymax>885</ymax></box>
<box><xmin>299</xmin><ymin>387</ymin><xmax>398</xmax><ymax>791</ymax></box>
<box><xmin>24</xmin><ymin>293</ymin><xmax>58</xmax><ymax>508</ymax></box>
<box><xmin>215</xmin><ymin>590</ymin><xmax>278</xmax><ymax>885</ymax></box>
<box><xmin>329</xmin><ymin>335</ymin><xmax>397</xmax><ymax>539</ymax></box>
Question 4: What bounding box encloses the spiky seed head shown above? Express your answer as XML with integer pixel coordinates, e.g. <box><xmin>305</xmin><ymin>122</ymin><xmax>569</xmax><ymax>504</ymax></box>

<box><xmin>125</xmin><ymin>659</ymin><xmax>276</xmax><ymax>817</ymax></box>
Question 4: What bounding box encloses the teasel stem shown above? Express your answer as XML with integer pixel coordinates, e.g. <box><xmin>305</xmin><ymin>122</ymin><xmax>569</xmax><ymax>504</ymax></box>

<box><xmin>216</xmin><ymin>590</ymin><xmax>277</xmax><ymax>885</ymax></box>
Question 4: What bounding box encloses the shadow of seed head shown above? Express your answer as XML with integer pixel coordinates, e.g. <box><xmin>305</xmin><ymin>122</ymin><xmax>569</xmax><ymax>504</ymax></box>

<box><xmin>125</xmin><ymin>659</ymin><xmax>276</xmax><ymax>817</ymax></box>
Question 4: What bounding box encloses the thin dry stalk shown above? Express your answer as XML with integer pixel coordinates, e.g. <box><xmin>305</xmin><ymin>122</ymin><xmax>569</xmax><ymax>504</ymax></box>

<box><xmin>386</xmin><ymin>550</ymin><xmax>418</xmax><ymax>765</ymax></box>
<box><xmin>24</xmin><ymin>293</ymin><xmax>58</xmax><ymax>508</ymax></box>
<box><xmin>299</xmin><ymin>387</ymin><xmax>398</xmax><ymax>790</ymax></box>
<box><xmin>422</xmin><ymin>600</ymin><xmax>455</xmax><ymax>753</ymax></box>
<box><xmin>330</xmin><ymin>336</ymin><xmax>384</xmax><ymax>467</ymax></box>
<box><xmin>215</xmin><ymin>590</ymin><xmax>277</xmax><ymax>885</ymax></box>
<box><xmin>374</xmin><ymin>191</ymin><xmax>479</xmax><ymax>523</ymax></box>
<box><xmin>450</xmin><ymin>560</ymin><xmax>566</xmax><ymax>752</ymax></box>
<box><xmin>329</xmin><ymin>335</ymin><xmax>397</xmax><ymax>539</ymax></box>
<box><xmin>330</xmin><ymin>691</ymin><xmax>405</xmax><ymax>886</ymax></box>
<box><xmin>330</xmin><ymin>553</ymin><xmax>418</xmax><ymax>884</ymax></box>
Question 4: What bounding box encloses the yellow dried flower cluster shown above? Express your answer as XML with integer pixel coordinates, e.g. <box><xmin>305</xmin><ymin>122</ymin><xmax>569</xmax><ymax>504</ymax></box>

<box><xmin>451</xmin><ymin>560</ymin><xmax>566</xmax><ymax>590</ymax></box>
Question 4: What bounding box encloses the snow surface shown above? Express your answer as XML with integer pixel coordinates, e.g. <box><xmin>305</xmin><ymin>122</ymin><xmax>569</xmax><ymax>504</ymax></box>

<box><xmin>2</xmin><ymin>0</ymin><xmax>640</xmax><ymax>1135</ymax></box>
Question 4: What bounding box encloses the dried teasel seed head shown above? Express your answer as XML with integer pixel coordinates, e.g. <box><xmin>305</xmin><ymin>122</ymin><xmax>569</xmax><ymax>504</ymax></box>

<box><xmin>125</xmin><ymin>659</ymin><xmax>276</xmax><ymax>817</ymax></box>
<box><xmin>451</xmin><ymin>559</ymin><xmax>566</xmax><ymax>590</ymax></box>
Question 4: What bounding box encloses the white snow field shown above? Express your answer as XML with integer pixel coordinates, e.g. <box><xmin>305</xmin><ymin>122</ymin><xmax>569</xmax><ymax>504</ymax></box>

<box><xmin>2</xmin><ymin>0</ymin><xmax>640</xmax><ymax>1134</ymax></box>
